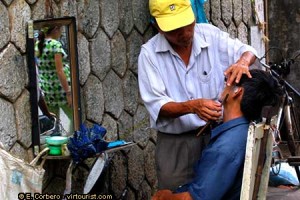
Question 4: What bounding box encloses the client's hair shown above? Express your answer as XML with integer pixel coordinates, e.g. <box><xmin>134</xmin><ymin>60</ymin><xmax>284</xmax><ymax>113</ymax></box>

<box><xmin>237</xmin><ymin>69</ymin><xmax>282</xmax><ymax>121</ymax></box>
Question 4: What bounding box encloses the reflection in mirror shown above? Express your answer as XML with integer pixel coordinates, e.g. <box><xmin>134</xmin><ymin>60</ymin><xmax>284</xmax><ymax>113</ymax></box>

<box><xmin>27</xmin><ymin>17</ymin><xmax>81</xmax><ymax>155</ymax></box>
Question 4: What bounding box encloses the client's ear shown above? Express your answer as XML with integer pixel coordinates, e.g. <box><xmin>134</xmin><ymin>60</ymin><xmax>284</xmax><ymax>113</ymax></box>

<box><xmin>233</xmin><ymin>86</ymin><xmax>239</xmax><ymax>93</ymax></box>
<box><xmin>232</xmin><ymin>86</ymin><xmax>242</xmax><ymax>96</ymax></box>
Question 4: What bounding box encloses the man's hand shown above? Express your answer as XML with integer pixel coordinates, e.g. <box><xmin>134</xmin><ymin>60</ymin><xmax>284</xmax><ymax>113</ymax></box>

<box><xmin>224</xmin><ymin>51</ymin><xmax>256</xmax><ymax>86</ymax></box>
<box><xmin>152</xmin><ymin>190</ymin><xmax>193</xmax><ymax>200</ymax></box>
<box><xmin>187</xmin><ymin>99</ymin><xmax>222</xmax><ymax>122</ymax></box>
<box><xmin>159</xmin><ymin>98</ymin><xmax>222</xmax><ymax>121</ymax></box>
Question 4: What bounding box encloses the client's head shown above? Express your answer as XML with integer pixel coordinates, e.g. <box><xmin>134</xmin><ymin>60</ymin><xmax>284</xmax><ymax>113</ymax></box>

<box><xmin>221</xmin><ymin>69</ymin><xmax>282</xmax><ymax>121</ymax></box>
<box><xmin>237</xmin><ymin>69</ymin><xmax>282</xmax><ymax>121</ymax></box>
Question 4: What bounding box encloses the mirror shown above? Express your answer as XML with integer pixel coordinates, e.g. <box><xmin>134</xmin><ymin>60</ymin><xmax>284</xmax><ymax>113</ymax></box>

<box><xmin>27</xmin><ymin>17</ymin><xmax>81</xmax><ymax>155</ymax></box>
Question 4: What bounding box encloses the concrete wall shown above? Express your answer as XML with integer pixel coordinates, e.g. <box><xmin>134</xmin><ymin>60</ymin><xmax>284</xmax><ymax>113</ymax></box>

<box><xmin>0</xmin><ymin>0</ymin><xmax>263</xmax><ymax>199</ymax></box>
<box><xmin>268</xmin><ymin>0</ymin><xmax>300</xmax><ymax>94</ymax></box>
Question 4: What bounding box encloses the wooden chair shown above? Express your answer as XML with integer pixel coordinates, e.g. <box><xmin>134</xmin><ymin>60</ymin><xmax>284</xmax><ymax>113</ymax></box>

<box><xmin>240</xmin><ymin>115</ymin><xmax>276</xmax><ymax>200</ymax></box>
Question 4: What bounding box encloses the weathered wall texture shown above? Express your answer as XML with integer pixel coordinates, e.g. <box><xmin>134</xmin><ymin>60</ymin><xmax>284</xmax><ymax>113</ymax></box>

<box><xmin>268</xmin><ymin>0</ymin><xmax>300</xmax><ymax>94</ymax></box>
<box><xmin>0</xmin><ymin>0</ymin><xmax>263</xmax><ymax>199</ymax></box>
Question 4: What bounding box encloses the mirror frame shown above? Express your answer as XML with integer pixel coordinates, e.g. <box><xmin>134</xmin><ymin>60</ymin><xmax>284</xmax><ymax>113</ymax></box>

<box><xmin>27</xmin><ymin>17</ymin><xmax>81</xmax><ymax>156</ymax></box>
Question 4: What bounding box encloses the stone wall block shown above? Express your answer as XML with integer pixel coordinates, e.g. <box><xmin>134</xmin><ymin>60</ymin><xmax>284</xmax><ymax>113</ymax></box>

<box><xmin>14</xmin><ymin>90</ymin><xmax>31</xmax><ymax>148</ymax></box>
<box><xmin>103</xmin><ymin>70</ymin><xmax>124</xmax><ymax>118</ymax></box>
<box><xmin>204</xmin><ymin>0</ymin><xmax>210</xmax><ymax>22</ymax></box>
<box><xmin>237</xmin><ymin>22</ymin><xmax>248</xmax><ymax>44</ymax></box>
<box><xmin>144</xmin><ymin>141</ymin><xmax>157</xmax><ymax>189</ymax></box>
<box><xmin>132</xmin><ymin>0</ymin><xmax>150</xmax><ymax>34</ymax></box>
<box><xmin>221</xmin><ymin>0</ymin><xmax>233</xmax><ymax>27</ymax></box>
<box><xmin>0</xmin><ymin>2</ymin><xmax>10</xmax><ymax>50</ymax></box>
<box><xmin>133</xmin><ymin>105</ymin><xmax>150</xmax><ymax>148</ymax></box>
<box><xmin>242</xmin><ymin>0</ymin><xmax>252</xmax><ymax>25</ymax></box>
<box><xmin>125</xmin><ymin>188</ymin><xmax>136</xmax><ymax>200</ymax></box>
<box><xmin>83</xmin><ymin>75</ymin><xmax>104</xmax><ymax>124</ymax></box>
<box><xmin>109</xmin><ymin>151</ymin><xmax>128</xmax><ymax>198</ymax></box>
<box><xmin>77</xmin><ymin>0</ymin><xmax>100</xmax><ymax>39</ymax></box>
<box><xmin>118</xmin><ymin>110</ymin><xmax>133</xmax><ymax>141</ymax></box>
<box><xmin>32</xmin><ymin>0</ymin><xmax>61</xmax><ymax>20</ymax></box>
<box><xmin>127</xmin><ymin>29</ymin><xmax>143</xmax><ymax>75</ymax></box>
<box><xmin>9</xmin><ymin>0</ymin><xmax>31</xmax><ymax>53</ymax></box>
<box><xmin>111</xmin><ymin>30</ymin><xmax>127</xmax><ymax>77</ymax></box>
<box><xmin>31</xmin><ymin>0</ymin><xmax>46</xmax><ymax>20</ymax></box>
<box><xmin>3</xmin><ymin>0</ymin><xmax>13</xmax><ymax>6</ymax></box>
<box><xmin>123</xmin><ymin>71</ymin><xmax>138</xmax><ymax>115</ymax></box>
<box><xmin>150</xmin><ymin>128</ymin><xmax>157</xmax><ymax>143</ymax></box>
<box><xmin>102</xmin><ymin>114</ymin><xmax>118</xmax><ymax>141</ymax></box>
<box><xmin>100</xmin><ymin>0</ymin><xmax>119</xmax><ymax>38</ymax></box>
<box><xmin>77</xmin><ymin>32</ymin><xmax>90</xmax><ymax>86</ymax></box>
<box><xmin>118</xmin><ymin>0</ymin><xmax>134</xmax><ymax>37</ymax></box>
<box><xmin>10</xmin><ymin>142</ymin><xmax>29</xmax><ymax>162</ymax></box>
<box><xmin>0</xmin><ymin>98</ymin><xmax>17</xmax><ymax>151</ymax></box>
<box><xmin>233</xmin><ymin>0</ymin><xmax>243</xmax><ymax>26</ymax></box>
<box><xmin>127</xmin><ymin>145</ymin><xmax>145</xmax><ymax>190</ymax></box>
<box><xmin>214</xmin><ymin>20</ymin><xmax>227</xmax><ymax>32</ymax></box>
<box><xmin>31</xmin><ymin>0</ymin><xmax>59</xmax><ymax>20</ymax></box>
<box><xmin>143</xmin><ymin>26</ymin><xmax>156</xmax><ymax>44</ymax></box>
<box><xmin>25</xmin><ymin>0</ymin><xmax>37</xmax><ymax>5</ymax></box>
<box><xmin>60</xmin><ymin>0</ymin><xmax>77</xmax><ymax>17</ymax></box>
<box><xmin>0</xmin><ymin>44</ymin><xmax>26</xmax><ymax>102</ymax></box>
<box><xmin>137</xmin><ymin>181</ymin><xmax>152</xmax><ymax>200</ymax></box>
<box><xmin>211</xmin><ymin>0</ymin><xmax>221</xmax><ymax>25</ymax></box>
<box><xmin>227</xmin><ymin>22</ymin><xmax>237</xmax><ymax>39</ymax></box>
<box><xmin>90</xmin><ymin>29</ymin><xmax>111</xmax><ymax>81</ymax></box>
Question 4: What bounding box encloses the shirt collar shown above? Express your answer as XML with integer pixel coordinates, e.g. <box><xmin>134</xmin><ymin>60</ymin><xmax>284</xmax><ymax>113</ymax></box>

<box><xmin>155</xmin><ymin>32</ymin><xmax>209</xmax><ymax>56</ymax></box>
<box><xmin>211</xmin><ymin>117</ymin><xmax>250</xmax><ymax>140</ymax></box>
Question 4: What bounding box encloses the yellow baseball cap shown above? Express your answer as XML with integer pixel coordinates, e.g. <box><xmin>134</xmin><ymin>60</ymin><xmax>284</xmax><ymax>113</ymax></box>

<box><xmin>149</xmin><ymin>0</ymin><xmax>195</xmax><ymax>32</ymax></box>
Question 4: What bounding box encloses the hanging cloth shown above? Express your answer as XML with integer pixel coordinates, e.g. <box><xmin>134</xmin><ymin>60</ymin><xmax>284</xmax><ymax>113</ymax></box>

<box><xmin>190</xmin><ymin>0</ymin><xmax>208</xmax><ymax>23</ymax></box>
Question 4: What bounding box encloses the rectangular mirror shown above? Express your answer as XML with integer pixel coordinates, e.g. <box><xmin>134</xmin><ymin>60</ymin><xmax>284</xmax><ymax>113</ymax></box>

<box><xmin>27</xmin><ymin>17</ymin><xmax>81</xmax><ymax>156</ymax></box>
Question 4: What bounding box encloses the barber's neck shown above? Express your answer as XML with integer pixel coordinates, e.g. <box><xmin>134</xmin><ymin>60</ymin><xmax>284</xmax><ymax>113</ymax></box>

<box><xmin>172</xmin><ymin>44</ymin><xmax>192</xmax><ymax>66</ymax></box>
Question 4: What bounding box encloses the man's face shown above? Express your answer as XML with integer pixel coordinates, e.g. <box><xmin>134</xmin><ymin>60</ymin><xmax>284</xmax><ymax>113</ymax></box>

<box><xmin>219</xmin><ymin>78</ymin><xmax>238</xmax><ymax>105</ymax></box>
<box><xmin>219</xmin><ymin>86</ymin><xmax>230</xmax><ymax>104</ymax></box>
<box><xmin>160</xmin><ymin>21</ymin><xmax>195</xmax><ymax>48</ymax></box>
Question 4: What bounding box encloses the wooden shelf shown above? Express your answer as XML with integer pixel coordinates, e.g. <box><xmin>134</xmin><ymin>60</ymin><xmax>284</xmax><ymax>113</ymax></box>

<box><xmin>43</xmin><ymin>142</ymin><xmax>136</xmax><ymax>160</ymax></box>
<box><xmin>44</xmin><ymin>155</ymin><xmax>71</xmax><ymax>160</ymax></box>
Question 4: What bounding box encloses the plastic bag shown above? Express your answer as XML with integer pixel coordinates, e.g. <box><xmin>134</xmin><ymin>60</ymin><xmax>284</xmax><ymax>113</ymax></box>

<box><xmin>269</xmin><ymin>162</ymin><xmax>300</xmax><ymax>186</ymax></box>
<box><xmin>0</xmin><ymin>147</ymin><xmax>49</xmax><ymax>200</ymax></box>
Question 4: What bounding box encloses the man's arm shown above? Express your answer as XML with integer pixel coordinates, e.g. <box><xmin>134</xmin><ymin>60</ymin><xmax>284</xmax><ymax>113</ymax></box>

<box><xmin>224</xmin><ymin>51</ymin><xmax>257</xmax><ymax>86</ymax></box>
<box><xmin>38</xmin><ymin>94</ymin><xmax>56</xmax><ymax>118</ymax></box>
<box><xmin>159</xmin><ymin>99</ymin><xmax>222</xmax><ymax>122</ymax></box>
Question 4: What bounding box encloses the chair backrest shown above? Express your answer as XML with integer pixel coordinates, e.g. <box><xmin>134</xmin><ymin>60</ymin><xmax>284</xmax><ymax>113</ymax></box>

<box><xmin>240</xmin><ymin>117</ymin><xmax>275</xmax><ymax>200</ymax></box>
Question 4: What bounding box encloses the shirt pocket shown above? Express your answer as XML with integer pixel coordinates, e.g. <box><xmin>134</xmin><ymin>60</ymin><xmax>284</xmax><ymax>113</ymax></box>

<box><xmin>198</xmin><ymin>68</ymin><xmax>223</xmax><ymax>100</ymax></box>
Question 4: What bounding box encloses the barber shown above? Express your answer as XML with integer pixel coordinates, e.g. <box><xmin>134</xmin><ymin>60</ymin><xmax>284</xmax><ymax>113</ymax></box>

<box><xmin>138</xmin><ymin>0</ymin><xmax>257</xmax><ymax>190</ymax></box>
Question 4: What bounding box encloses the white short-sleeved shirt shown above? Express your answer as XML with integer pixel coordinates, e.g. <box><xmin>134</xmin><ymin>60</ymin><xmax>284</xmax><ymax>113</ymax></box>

<box><xmin>138</xmin><ymin>23</ymin><xmax>257</xmax><ymax>134</ymax></box>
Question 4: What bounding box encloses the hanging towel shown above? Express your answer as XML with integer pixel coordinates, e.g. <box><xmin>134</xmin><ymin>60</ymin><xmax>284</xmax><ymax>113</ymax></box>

<box><xmin>191</xmin><ymin>0</ymin><xmax>208</xmax><ymax>23</ymax></box>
